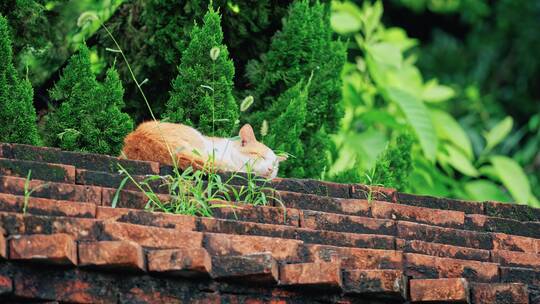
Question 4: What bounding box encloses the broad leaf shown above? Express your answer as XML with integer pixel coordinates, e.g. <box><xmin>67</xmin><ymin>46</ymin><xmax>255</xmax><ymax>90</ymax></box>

<box><xmin>464</xmin><ymin>180</ymin><xmax>512</xmax><ymax>202</ymax></box>
<box><xmin>490</xmin><ymin>156</ymin><xmax>531</xmax><ymax>204</ymax></box>
<box><xmin>423</xmin><ymin>79</ymin><xmax>455</xmax><ymax>103</ymax></box>
<box><xmin>385</xmin><ymin>87</ymin><xmax>438</xmax><ymax>161</ymax></box>
<box><xmin>484</xmin><ymin>117</ymin><xmax>513</xmax><ymax>152</ymax></box>
<box><xmin>443</xmin><ymin>144</ymin><xmax>479</xmax><ymax>177</ymax></box>
<box><xmin>431</xmin><ymin>109</ymin><xmax>473</xmax><ymax>159</ymax></box>
<box><xmin>367</xmin><ymin>42</ymin><xmax>402</xmax><ymax>68</ymax></box>
<box><xmin>331</xmin><ymin>11</ymin><xmax>361</xmax><ymax>34</ymax></box>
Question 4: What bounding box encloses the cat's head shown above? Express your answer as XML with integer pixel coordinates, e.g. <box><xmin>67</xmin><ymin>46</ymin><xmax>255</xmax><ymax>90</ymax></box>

<box><xmin>234</xmin><ymin>124</ymin><xmax>287</xmax><ymax>179</ymax></box>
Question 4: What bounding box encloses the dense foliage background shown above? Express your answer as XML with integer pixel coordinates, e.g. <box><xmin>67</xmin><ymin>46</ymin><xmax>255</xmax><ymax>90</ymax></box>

<box><xmin>0</xmin><ymin>0</ymin><xmax>538</xmax><ymax>207</ymax></box>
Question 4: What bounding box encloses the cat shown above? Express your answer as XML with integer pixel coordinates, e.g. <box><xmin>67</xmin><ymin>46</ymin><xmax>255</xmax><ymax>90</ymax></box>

<box><xmin>121</xmin><ymin>121</ymin><xmax>287</xmax><ymax>178</ymax></box>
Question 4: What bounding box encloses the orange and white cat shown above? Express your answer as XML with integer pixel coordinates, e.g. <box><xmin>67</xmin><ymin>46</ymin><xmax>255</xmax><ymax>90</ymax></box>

<box><xmin>122</xmin><ymin>121</ymin><xmax>287</xmax><ymax>178</ymax></box>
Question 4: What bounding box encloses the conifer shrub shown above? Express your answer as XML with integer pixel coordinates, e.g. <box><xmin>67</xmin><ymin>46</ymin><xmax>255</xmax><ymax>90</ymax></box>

<box><xmin>0</xmin><ymin>14</ymin><xmax>41</xmax><ymax>145</ymax></box>
<box><xmin>261</xmin><ymin>80</ymin><xmax>309</xmax><ymax>177</ymax></box>
<box><xmin>246</xmin><ymin>0</ymin><xmax>346</xmax><ymax>178</ymax></box>
<box><xmin>165</xmin><ymin>7</ymin><xmax>238</xmax><ymax>137</ymax></box>
<box><xmin>43</xmin><ymin>44</ymin><xmax>133</xmax><ymax>155</ymax></box>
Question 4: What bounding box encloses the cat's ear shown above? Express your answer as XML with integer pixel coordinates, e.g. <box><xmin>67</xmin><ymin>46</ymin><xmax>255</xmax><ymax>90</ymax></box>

<box><xmin>239</xmin><ymin>124</ymin><xmax>256</xmax><ymax>146</ymax></box>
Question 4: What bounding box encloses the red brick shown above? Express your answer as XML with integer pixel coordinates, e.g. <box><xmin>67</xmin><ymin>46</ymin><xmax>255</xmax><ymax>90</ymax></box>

<box><xmin>471</xmin><ymin>283</ymin><xmax>529</xmax><ymax>304</ymax></box>
<box><xmin>147</xmin><ymin>248</ymin><xmax>211</xmax><ymax>277</ymax></box>
<box><xmin>204</xmin><ymin>233</ymin><xmax>302</xmax><ymax>263</ymax></box>
<box><xmin>97</xmin><ymin>207</ymin><xmax>196</xmax><ymax>230</ymax></box>
<box><xmin>410</xmin><ymin>278</ymin><xmax>470</xmax><ymax>303</ymax></box>
<box><xmin>397</xmin><ymin>192</ymin><xmax>484</xmax><ymax>214</ymax></box>
<box><xmin>0</xmin><ymin>175</ymin><xmax>102</xmax><ymax>203</ymax></box>
<box><xmin>492</xmin><ymin>250</ymin><xmax>540</xmax><ymax>269</ymax></box>
<box><xmin>79</xmin><ymin>241</ymin><xmax>145</xmax><ymax>271</ymax></box>
<box><xmin>211</xmin><ymin>202</ymin><xmax>300</xmax><ymax>227</ymax></box>
<box><xmin>279</xmin><ymin>261</ymin><xmax>342</xmax><ymax>289</ymax></box>
<box><xmin>397</xmin><ymin>221</ymin><xmax>492</xmax><ymax>249</ymax></box>
<box><xmin>0</xmin><ymin>193</ymin><xmax>96</xmax><ymax>218</ymax></box>
<box><xmin>342</xmin><ymin>270</ymin><xmax>406</xmax><ymax>297</ymax></box>
<box><xmin>492</xmin><ymin>232</ymin><xmax>537</xmax><ymax>253</ymax></box>
<box><xmin>10</xmin><ymin>233</ymin><xmax>77</xmax><ymax>265</ymax></box>
<box><xmin>101</xmin><ymin>187</ymin><xmax>169</xmax><ymax>209</ymax></box>
<box><xmin>102</xmin><ymin>222</ymin><xmax>203</xmax><ymax>249</ymax></box>
<box><xmin>270</xmin><ymin>178</ymin><xmax>350</xmax><ymax>198</ymax></box>
<box><xmin>466</xmin><ymin>214</ymin><xmax>540</xmax><ymax>238</ymax></box>
<box><xmin>306</xmin><ymin>244</ymin><xmax>403</xmax><ymax>270</ymax></box>
<box><xmin>296</xmin><ymin>228</ymin><xmax>395</xmax><ymax>249</ymax></box>
<box><xmin>372</xmin><ymin>201</ymin><xmax>464</xmax><ymax>228</ymax></box>
<box><xmin>300</xmin><ymin>210</ymin><xmax>395</xmax><ymax>235</ymax></box>
<box><xmin>18</xmin><ymin>214</ymin><xmax>99</xmax><ymax>240</ymax></box>
<box><xmin>277</xmin><ymin>191</ymin><xmax>370</xmax><ymax>216</ymax></box>
<box><xmin>350</xmin><ymin>184</ymin><xmax>396</xmax><ymax>202</ymax></box>
<box><xmin>0</xmin><ymin>274</ymin><xmax>12</xmax><ymax>295</ymax></box>
<box><xmin>198</xmin><ymin>217</ymin><xmax>297</xmax><ymax>239</ymax></box>
<box><xmin>212</xmin><ymin>253</ymin><xmax>278</xmax><ymax>283</ymax></box>
<box><xmin>0</xmin><ymin>157</ymin><xmax>76</xmax><ymax>183</ymax></box>
<box><xmin>404</xmin><ymin>253</ymin><xmax>499</xmax><ymax>282</ymax></box>
<box><xmin>396</xmin><ymin>239</ymin><xmax>490</xmax><ymax>261</ymax></box>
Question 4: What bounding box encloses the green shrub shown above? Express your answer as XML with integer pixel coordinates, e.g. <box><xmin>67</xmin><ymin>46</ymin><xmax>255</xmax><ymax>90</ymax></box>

<box><xmin>165</xmin><ymin>7</ymin><xmax>238</xmax><ymax>137</ymax></box>
<box><xmin>261</xmin><ymin>80</ymin><xmax>309</xmax><ymax>177</ymax></box>
<box><xmin>43</xmin><ymin>44</ymin><xmax>133</xmax><ymax>155</ymax></box>
<box><xmin>0</xmin><ymin>14</ymin><xmax>41</xmax><ymax>145</ymax></box>
<box><xmin>247</xmin><ymin>0</ymin><xmax>346</xmax><ymax>178</ymax></box>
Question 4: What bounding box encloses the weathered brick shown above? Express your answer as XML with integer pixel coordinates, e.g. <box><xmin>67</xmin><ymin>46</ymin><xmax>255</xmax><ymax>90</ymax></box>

<box><xmin>6</xmin><ymin>143</ymin><xmax>159</xmax><ymax>175</ymax></box>
<box><xmin>0</xmin><ymin>226</ymin><xmax>6</xmax><ymax>259</ymax></box>
<box><xmin>500</xmin><ymin>266</ymin><xmax>540</xmax><ymax>286</ymax></box>
<box><xmin>491</xmin><ymin>250</ymin><xmax>540</xmax><ymax>269</ymax></box>
<box><xmin>301</xmin><ymin>210</ymin><xmax>395</xmax><ymax>235</ymax></box>
<box><xmin>211</xmin><ymin>203</ymin><xmax>300</xmax><ymax>227</ymax></box>
<box><xmin>485</xmin><ymin>200</ymin><xmax>540</xmax><ymax>222</ymax></box>
<box><xmin>10</xmin><ymin>234</ymin><xmax>77</xmax><ymax>265</ymax></box>
<box><xmin>270</xmin><ymin>178</ymin><xmax>350</xmax><ymax>198</ymax></box>
<box><xmin>97</xmin><ymin>207</ymin><xmax>196</xmax><ymax>231</ymax></box>
<box><xmin>0</xmin><ymin>274</ymin><xmax>12</xmax><ymax>295</ymax></box>
<box><xmin>350</xmin><ymin>184</ymin><xmax>396</xmax><ymax>202</ymax></box>
<box><xmin>0</xmin><ymin>193</ymin><xmax>96</xmax><ymax>218</ymax></box>
<box><xmin>76</xmin><ymin>169</ymin><xmax>149</xmax><ymax>191</ymax></box>
<box><xmin>410</xmin><ymin>278</ymin><xmax>470</xmax><ymax>303</ymax></box>
<box><xmin>306</xmin><ymin>244</ymin><xmax>403</xmax><ymax>270</ymax></box>
<box><xmin>13</xmin><ymin>266</ymin><xmax>117</xmax><ymax>303</ymax></box>
<box><xmin>397</xmin><ymin>221</ymin><xmax>492</xmax><ymax>249</ymax></box>
<box><xmin>296</xmin><ymin>229</ymin><xmax>395</xmax><ymax>249</ymax></box>
<box><xmin>396</xmin><ymin>239</ymin><xmax>490</xmax><ymax>261</ymax></box>
<box><xmin>79</xmin><ymin>241</ymin><xmax>145</xmax><ymax>271</ymax></box>
<box><xmin>471</xmin><ymin>283</ymin><xmax>529</xmax><ymax>304</ymax></box>
<box><xmin>404</xmin><ymin>253</ymin><xmax>499</xmax><ymax>282</ymax></box>
<box><xmin>278</xmin><ymin>191</ymin><xmax>370</xmax><ymax>216</ymax></box>
<box><xmin>101</xmin><ymin>187</ymin><xmax>169</xmax><ymax>209</ymax></box>
<box><xmin>492</xmin><ymin>232</ymin><xmax>537</xmax><ymax>253</ymax></box>
<box><xmin>466</xmin><ymin>214</ymin><xmax>540</xmax><ymax>238</ymax></box>
<box><xmin>372</xmin><ymin>201</ymin><xmax>464</xmax><ymax>228</ymax></box>
<box><xmin>198</xmin><ymin>217</ymin><xmax>297</xmax><ymax>239</ymax></box>
<box><xmin>212</xmin><ymin>252</ymin><xmax>278</xmax><ymax>283</ymax></box>
<box><xmin>147</xmin><ymin>248</ymin><xmax>211</xmax><ymax>277</ymax></box>
<box><xmin>101</xmin><ymin>222</ymin><xmax>203</xmax><ymax>249</ymax></box>
<box><xmin>204</xmin><ymin>233</ymin><xmax>302</xmax><ymax>263</ymax></box>
<box><xmin>342</xmin><ymin>270</ymin><xmax>406</xmax><ymax>298</ymax></box>
<box><xmin>0</xmin><ymin>176</ymin><xmax>101</xmax><ymax>204</ymax></box>
<box><xmin>279</xmin><ymin>261</ymin><xmax>342</xmax><ymax>289</ymax></box>
<box><xmin>0</xmin><ymin>157</ymin><xmax>75</xmax><ymax>183</ymax></box>
<box><xmin>397</xmin><ymin>192</ymin><xmax>483</xmax><ymax>214</ymax></box>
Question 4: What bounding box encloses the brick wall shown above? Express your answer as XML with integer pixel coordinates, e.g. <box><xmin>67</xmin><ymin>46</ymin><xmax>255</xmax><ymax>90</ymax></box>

<box><xmin>0</xmin><ymin>143</ymin><xmax>538</xmax><ymax>303</ymax></box>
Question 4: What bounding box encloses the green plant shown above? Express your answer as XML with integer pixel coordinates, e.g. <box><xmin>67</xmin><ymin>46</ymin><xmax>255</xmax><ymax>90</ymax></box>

<box><xmin>42</xmin><ymin>43</ymin><xmax>133</xmax><ymax>155</ymax></box>
<box><xmin>165</xmin><ymin>7</ymin><xmax>238</xmax><ymax>137</ymax></box>
<box><xmin>247</xmin><ymin>0</ymin><xmax>347</xmax><ymax>178</ymax></box>
<box><xmin>23</xmin><ymin>170</ymin><xmax>49</xmax><ymax>214</ymax></box>
<box><xmin>0</xmin><ymin>14</ymin><xmax>41</xmax><ymax>145</ymax></box>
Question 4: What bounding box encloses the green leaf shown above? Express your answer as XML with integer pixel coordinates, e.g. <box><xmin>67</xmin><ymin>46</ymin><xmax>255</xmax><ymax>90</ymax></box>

<box><xmin>443</xmin><ymin>144</ymin><xmax>479</xmax><ymax>177</ymax></box>
<box><xmin>367</xmin><ymin>42</ymin><xmax>402</xmax><ymax>68</ymax></box>
<box><xmin>331</xmin><ymin>11</ymin><xmax>361</xmax><ymax>34</ymax></box>
<box><xmin>484</xmin><ymin>117</ymin><xmax>513</xmax><ymax>152</ymax></box>
<box><xmin>385</xmin><ymin>88</ymin><xmax>438</xmax><ymax>161</ymax></box>
<box><xmin>422</xmin><ymin>79</ymin><xmax>455</xmax><ymax>103</ymax></box>
<box><xmin>490</xmin><ymin>156</ymin><xmax>531</xmax><ymax>204</ymax></box>
<box><xmin>431</xmin><ymin>109</ymin><xmax>473</xmax><ymax>159</ymax></box>
<box><xmin>464</xmin><ymin>180</ymin><xmax>512</xmax><ymax>202</ymax></box>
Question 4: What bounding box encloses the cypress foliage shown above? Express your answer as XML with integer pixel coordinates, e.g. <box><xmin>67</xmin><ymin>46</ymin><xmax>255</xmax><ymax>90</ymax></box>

<box><xmin>262</xmin><ymin>80</ymin><xmax>309</xmax><ymax>177</ymax></box>
<box><xmin>165</xmin><ymin>7</ymin><xmax>238</xmax><ymax>137</ymax></box>
<box><xmin>247</xmin><ymin>0</ymin><xmax>346</xmax><ymax>178</ymax></box>
<box><xmin>43</xmin><ymin>44</ymin><xmax>133</xmax><ymax>155</ymax></box>
<box><xmin>0</xmin><ymin>14</ymin><xmax>41</xmax><ymax>145</ymax></box>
